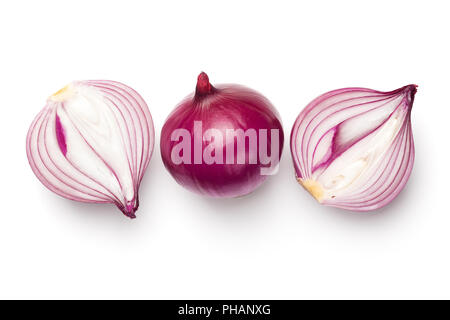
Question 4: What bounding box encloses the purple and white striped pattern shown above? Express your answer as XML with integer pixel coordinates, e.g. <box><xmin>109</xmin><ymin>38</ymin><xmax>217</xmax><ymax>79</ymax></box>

<box><xmin>26</xmin><ymin>80</ymin><xmax>154</xmax><ymax>218</ymax></box>
<box><xmin>290</xmin><ymin>85</ymin><xmax>416</xmax><ymax>212</ymax></box>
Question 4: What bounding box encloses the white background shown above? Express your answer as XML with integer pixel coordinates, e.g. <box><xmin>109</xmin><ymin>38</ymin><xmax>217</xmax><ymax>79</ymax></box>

<box><xmin>0</xmin><ymin>0</ymin><xmax>449</xmax><ymax>299</ymax></box>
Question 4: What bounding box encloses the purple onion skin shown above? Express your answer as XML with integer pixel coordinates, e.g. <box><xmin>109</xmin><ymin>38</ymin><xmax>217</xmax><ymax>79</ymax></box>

<box><xmin>161</xmin><ymin>73</ymin><xmax>284</xmax><ymax>198</ymax></box>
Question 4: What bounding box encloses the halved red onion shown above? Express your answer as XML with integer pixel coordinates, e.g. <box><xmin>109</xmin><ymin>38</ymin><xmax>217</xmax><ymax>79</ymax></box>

<box><xmin>26</xmin><ymin>80</ymin><xmax>155</xmax><ymax>218</ymax></box>
<box><xmin>290</xmin><ymin>85</ymin><xmax>416</xmax><ymax>212</ymax></box>
<box><xmin>160</xmin><ymin>72</ymin><xmax>284</xmax><ymax>198</ymax></box>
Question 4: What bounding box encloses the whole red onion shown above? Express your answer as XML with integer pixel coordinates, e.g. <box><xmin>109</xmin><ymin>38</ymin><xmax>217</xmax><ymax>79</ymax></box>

<box><xmin>160</xmin><ymin>72</ymin><xmax>284</xmax><ymax>198</ymax></box>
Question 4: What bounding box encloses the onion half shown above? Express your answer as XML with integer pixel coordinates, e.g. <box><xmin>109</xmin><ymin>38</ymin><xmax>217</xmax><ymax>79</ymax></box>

<box><xmin>26</xmin><ymin>80</ymin><xmax>155</xmax><ymax>218</ymax></box>
<box><xmin>290</xmin><ymin>85</ymin><xmax>416</xmax><ymax>212</ymax></box>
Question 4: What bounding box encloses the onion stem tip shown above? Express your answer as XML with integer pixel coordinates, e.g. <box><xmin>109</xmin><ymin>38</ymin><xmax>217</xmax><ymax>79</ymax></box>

<box><xmin>196</xmin><ymin>72</ymin><xmax>213</xmax><ymax>96</ymax></box>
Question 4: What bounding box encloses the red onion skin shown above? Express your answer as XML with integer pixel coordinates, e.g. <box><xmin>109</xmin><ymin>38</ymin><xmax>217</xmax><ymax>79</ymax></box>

<box><xmin>290</xmin><ymin>85</ymin><xmax>416</xmax><ymax>212</ymax></box>
<box><xmin>161</xmin><ymin>73</ymin><xmax>284</xmax><ymax>198</ymax></box>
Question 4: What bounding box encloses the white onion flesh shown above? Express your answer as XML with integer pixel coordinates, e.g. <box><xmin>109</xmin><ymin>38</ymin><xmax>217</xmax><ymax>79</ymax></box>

<box><xmin>26</xmin><ymin>80</ymin><xmax>154</xmax><ymax>218</ymax></box>
<box><xmin>290</xmin><ymin>85</ymin><xmax>416</xmax><ymax>212</ymax></box>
